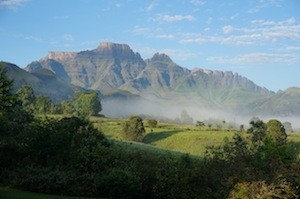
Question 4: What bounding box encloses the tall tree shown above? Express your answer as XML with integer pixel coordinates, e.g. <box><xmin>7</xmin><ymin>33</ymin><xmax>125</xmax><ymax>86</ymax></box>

<box><xmin>73</xmin><ymin>92</ymin><xmax>101</xmax><ymax>116</ymax></box>
<box><xmin>60</xmin><ymin>100</ymin><xmax>75</xmax><ymax>115</ymax></box>
<box><xmin>122</xmin><ymin>116</ymin><xmax>145</xmax><ymax>142</ymax></box>
<box><xmin>17</xmin><ymin>83</ymin><xmax>36</xmax><ymax>112</ymax></box>
<box><xmin>266</xmin><ymin>119</ymin><xmax>287</xmax><ymax>145</ymax></box>
<box><xmin>33</xmin><ymin>95</ymin><xmax>53</xmax><ymax>114</ymax></box>
<box><xmin>0</xmin><ymin>65</ymin><xmax>16</xmax><ymax>112</ymax></box>
<box><xmin>247</xmin><ymin>118</ymin><xmax>267</xmax><ymax>148</ymax></box>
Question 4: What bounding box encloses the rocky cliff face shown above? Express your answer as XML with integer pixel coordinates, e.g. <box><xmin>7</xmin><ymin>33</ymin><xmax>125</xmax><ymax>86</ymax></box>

<box><xmin>26</xmin><ymin>42</ymin><xmax>300</xmax><ymax>116</ymax></box>
<box><xmin>46</xmin><ymin>52</ymin><xmax>76</xmax><ymax>61</ymax></box>
<box><xmin>26</xmin><ymin>42</ymin><xmax>270</xmax><ymax>95</ymax></box>
<box><xmin>26</xmin><ymin>42</ymin><xmax>146</xmax><ymax>90</ymax></box>
<box><xmin>189</xmin><ymin>68</ymin><xmax>271</xmax><ymax>94</ymax></box>
<box><xmin>122</xmin><ymin>53</ymin><xmax>190</xmax><ymax>93</ymax></box>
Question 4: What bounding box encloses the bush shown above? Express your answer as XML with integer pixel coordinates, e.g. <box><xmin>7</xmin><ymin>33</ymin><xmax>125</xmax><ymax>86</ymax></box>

<box><xmin>228</xmin><ymin>180</ymin><xmax>298</xmax><ymax>199</ymax></box>
<box><xmin>97</xmin><ymin>169</ymin><xmax>142</xmax><ymax>199</ymax></box>
<box><xmin>147</xmin><ymin>119</ymin><xmax>158</xmax><ymax>128</ymax></box>
<box><xmin>122</xmin><ymin>116</ymin><xmax>145</xmax><ymax>142</ymax></box>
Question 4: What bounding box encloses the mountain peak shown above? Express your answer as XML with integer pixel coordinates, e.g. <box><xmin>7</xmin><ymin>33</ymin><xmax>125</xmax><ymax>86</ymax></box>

<box><xmin>92</xmin><ymin>42</ymin><xmax>142</xmax><ymax>60</ymax></box>
<box><xmin>151</xmin><ymin>52</ymin><xmax>173</xmax><ymax>63</ymax></box>
<box><xmin>95</xmin><ymin>42</ymin><xmax>131</xmax><ymax>52</ymax></box>
<box><xmin>46</xmin><ymin>51</ymin><xmax>76</xmax><ymax>61</ymax></box>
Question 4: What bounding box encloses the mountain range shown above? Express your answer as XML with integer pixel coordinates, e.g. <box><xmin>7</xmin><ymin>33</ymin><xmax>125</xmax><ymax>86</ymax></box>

<box><xmin>2</xmin><ymin>42</ymin><xmax>300</xmax><ymax>120</ymax></box>
<box><xmin>1</xmin><ymin>62</ymin><xmax>82</xmax><ymax>102</ymax></box>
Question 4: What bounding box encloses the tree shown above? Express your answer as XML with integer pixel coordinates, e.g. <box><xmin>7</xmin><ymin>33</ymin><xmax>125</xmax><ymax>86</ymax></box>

<box><xmin>16</xmin><ymin>83</ymin><xmax>36</xmax><ymax>112</ymax></box>
<box><xmin>0</xmin><ymin>64</ymin><xmax>33</xmax><ymax>169</ymax></box>
<box><xmin>239</xmin><ymin>124</ymin><xmax>244</xmax><ymax>132</ymax></box>
<box><xmin>147</xmin><ymin>119</ymin><xmax>158</xmax><ymax>128</ymax></box>
<box><xmin>247</xmin><ymin>118</ymin><xmax>267</xmax><ymax>148</ymax></box>
<box><xmin>33</xmin><ymin>95</ymin><xmax>53</xmax><ymax>114</ymax></box>
<box><xmin>0</xmin><ymin>66</ymin><xmax>32</xmax><ymax>127</ymax></box>
<box><xmin>266</xmin><ymin>119</ymin><xmax>287</xmax><ymax>145</ymax></box>
<box><xmin>122</xmin><ymin>116</ymin><xmax>145</xmax><ymax>142</ymax></box>
<box><xmin>60</xmin><ymin>100</ymin><xmax>75</xmax><ymax>115</ymax></box>
<box><xmin>73</xmin><ymin>92</ymin><xmax>101</xmax><ymax>116</ymax></box>
<box><xmin>207</xmin><ymin>123</ymin><xmax>212</xmax><ymax>130</ymax></box>
<box><xmin>0</xmin><ymin>66</ymin><xmax>16</xmax><ymax>112</ymax></box>
<box><xmin>196</xmin><ymin>121</ymin><xmax>205</xmax><ymax>128</ymax></box>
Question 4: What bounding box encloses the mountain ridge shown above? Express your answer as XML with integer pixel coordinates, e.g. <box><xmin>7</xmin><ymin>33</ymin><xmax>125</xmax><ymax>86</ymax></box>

<box><xmin>18</xmin><ymin>42</ymin><xmax>300</xmax><ymax>117</ymax></box>
<box><xmin>1</xmin><ymin>61</ymin><xmax>83</xmax><ymax>102</ymax></box>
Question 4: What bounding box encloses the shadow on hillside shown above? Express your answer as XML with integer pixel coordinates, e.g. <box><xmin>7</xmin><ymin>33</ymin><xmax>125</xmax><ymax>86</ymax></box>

<box><xmin>143</xmin><ymin>130</ymin><xmax>182</xmax><ymax>144</ymax></box>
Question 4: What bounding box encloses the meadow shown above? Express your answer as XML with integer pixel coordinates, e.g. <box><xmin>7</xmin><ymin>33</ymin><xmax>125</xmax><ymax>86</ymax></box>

<box><xmin>91</xmin><ymin>116</ymin><xmax>300</xmax><ymax>157</ymax></box>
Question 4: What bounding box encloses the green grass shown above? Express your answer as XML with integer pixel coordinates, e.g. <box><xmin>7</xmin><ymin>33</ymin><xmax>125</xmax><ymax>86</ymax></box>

<box><xmin>0</xmin><ymin>187</ymin><xmax>105</xmax><ymax>199</ymax></box>
<box><xmin>91</xmin><ymin>116</ymin><xmax>300</xmax><ymax>157</ymax></box>
<box><xmin>92</xmin><ymin>117</ymin><xmax>238</xmax><ymax>157</ymax></box>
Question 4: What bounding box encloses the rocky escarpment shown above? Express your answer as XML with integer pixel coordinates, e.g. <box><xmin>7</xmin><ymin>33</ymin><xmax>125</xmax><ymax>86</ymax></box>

<box><xmin>25</xmin><ymin>42</ymin><xmax>300</xmax><ymax>116</ymax></box>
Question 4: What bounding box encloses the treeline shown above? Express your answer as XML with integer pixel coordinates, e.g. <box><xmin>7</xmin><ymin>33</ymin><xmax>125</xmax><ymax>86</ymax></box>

<box><xmin>0</xmin><ymin>66</ymin><xmax>299</xmax><ymax>198</ymax></box>
<box><xmin>16</xmin><ymin>83</ymin><xmax>101</xmax><ymax>117</ymax></box>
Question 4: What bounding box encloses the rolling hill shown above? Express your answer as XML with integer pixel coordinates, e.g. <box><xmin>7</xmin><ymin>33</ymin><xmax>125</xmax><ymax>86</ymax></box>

<box><xmin>1</xmin><ymin>61</ymin><xmax>82</xmax><ymax>102</ymax></box>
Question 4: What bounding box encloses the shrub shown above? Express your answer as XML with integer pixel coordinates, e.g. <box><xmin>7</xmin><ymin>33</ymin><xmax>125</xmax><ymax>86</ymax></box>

<box><xmin>122</xmin><ymin>116</ymin><xmax>145</xmax><ymax>142</ymax></box>
<box><xmin>147</xmin><ymin>119</ymin><xmax>158</xmax><ymax>128</ymax></box>
<box><xmin>228</xmin><ymin>180</ymin><xmax>298</xmax><ymax>199</ymax></box>
<box><xmin>97</xmin><ymin>169</ymin><xmax>142</xmax><ymax>199</ymax></box>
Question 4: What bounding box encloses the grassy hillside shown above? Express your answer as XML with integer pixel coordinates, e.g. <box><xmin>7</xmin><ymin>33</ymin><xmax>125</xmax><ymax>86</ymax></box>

<box><xmin>91</xmin><ymin>116</ymin><xmax>300</xmax><ymax>157</ymax></box>
<box><xmin>1</xmin><ymin>62</ymin><xmax>81</xmax><ymax>102</ymax></box>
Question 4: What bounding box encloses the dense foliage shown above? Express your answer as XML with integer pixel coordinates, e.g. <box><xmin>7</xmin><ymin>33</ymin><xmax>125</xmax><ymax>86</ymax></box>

<box><xmin>0</xmin><ymin>66</ymin><xmax>299</xmax><ymax>198</ymax></box>
<box><xmin>122</xmin><ymin>116</ymin><xmax>145</xmax><ymax>142</ymax></box>
<box><xmin>147</xmin><ymin>119</ymin><xmax>158</xmax><ymax>128</ymax></box>
<box><xmin>73</xmin><ymin>92</ymin><xmax>102</xmax><ymax>117</ymax></box>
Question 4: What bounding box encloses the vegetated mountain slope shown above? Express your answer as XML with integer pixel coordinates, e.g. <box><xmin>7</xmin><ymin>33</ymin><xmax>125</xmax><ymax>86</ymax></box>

<box><xmin>250</xmin><ymin>87</ymin><xmax>300</xmax><ymax>116</ymax></box>
<box><xmin>173</xmin><ymin>68</ymin><xmax>273</xmax><ymax>111</ymax></box>
<box><xmin>1</xmin><ymin>61</ymin><xmax>81</xmax><ymax>102</ymax></box>
<box><xmin>23</xmin><ymin>42</ymin><xmax>300</xmax><ymax>116</ymax></box>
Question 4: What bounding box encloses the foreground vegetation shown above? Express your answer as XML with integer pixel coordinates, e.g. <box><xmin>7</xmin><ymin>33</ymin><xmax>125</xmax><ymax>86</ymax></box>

<box><xmin>0</xmin><ymin>186</ymin><xmax>104</xmax><ymax>199</ymax></box>
<box><xmin>1</xmin><ymin>65</ymin><xmax>300</xmax><ymax>198</ymax></box>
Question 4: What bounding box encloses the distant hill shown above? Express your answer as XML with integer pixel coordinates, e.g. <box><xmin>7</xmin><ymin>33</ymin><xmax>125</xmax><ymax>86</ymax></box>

<box><xmin>1</xmin><ymin>61</ymin><xmax>82</xmax><ymax>102</ymax></box>
<box><xmin>250</xmin><ymin>87</ymin><xmax>300</xmax><ymax>116</ymax></box>
<box><xmin>17</xmin><ymin>42</ymin><xmax>300</xmax><ymax>118</ymax></box>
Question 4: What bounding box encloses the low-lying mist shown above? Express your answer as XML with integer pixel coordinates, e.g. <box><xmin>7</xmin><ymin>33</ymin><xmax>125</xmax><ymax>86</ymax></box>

<box><xmin>102</xmin><ymin>97</ymin><xmax>300</xmax><ymax>130</ymax></box>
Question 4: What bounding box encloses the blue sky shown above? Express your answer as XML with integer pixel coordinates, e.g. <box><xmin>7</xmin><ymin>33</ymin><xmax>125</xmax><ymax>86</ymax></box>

<box><xmin>0</xmin><ymin>0</ymin><xmax>299</xmax><ymax>91</ymax></box>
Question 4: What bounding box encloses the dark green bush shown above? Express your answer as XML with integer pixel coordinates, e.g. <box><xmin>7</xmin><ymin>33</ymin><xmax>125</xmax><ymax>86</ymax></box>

<box><xmin>122</xmin><ymin>116</ymin><xmax>145</xmax><ymax>142</ymax></box>
<box><xmin>97</xmin><ymin>169</ymin><xmax>142</xmax><ymax>199</ymax></box>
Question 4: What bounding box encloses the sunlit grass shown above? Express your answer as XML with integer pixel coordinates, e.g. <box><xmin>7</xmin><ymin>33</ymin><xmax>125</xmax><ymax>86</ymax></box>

<box><xmin>91</xmin><ymin>117</ymin><xmax>238</xmax><ymax>157</ymax></box>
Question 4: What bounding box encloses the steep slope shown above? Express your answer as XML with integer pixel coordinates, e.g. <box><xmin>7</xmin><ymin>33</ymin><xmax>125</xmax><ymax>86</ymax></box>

<box><xmin>250</xmin><ymin>87</ymin><xmax>300</xmax><ymax>116</ymax></box>
<box><xmin>174</xmin><ymin>68</ymin><xmax>273</xmax><ymax>109</ymax></box>
<box><xmin>22</xmin><ymin>42</ymin><xmax>300</xmax><ymax>117</ymax></box>
<box><xmin>26</xmin><ymin>42</ymin><xmax>146</xmax><ymax>90</ymax></box>
<box><xmin>1</xmin><ymin>62</ymin><xmax>81</xmax><ymax>102</ymax></box>
<box><xmin>122</xmin><ymin>53</ymin><xmax>190</xmax><ymax>95</ymax></box>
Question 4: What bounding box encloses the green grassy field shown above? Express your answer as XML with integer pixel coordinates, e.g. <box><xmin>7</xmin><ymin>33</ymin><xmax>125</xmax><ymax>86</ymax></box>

<box><xmin>91</xmin><ymin>116</ymin><xmax>300</xmax><ymax>157</ymax></box>
<box><xmin>37</xmin><ymin>115</ymin><xmax>300</xmax><ymax>157</ymax></box>
<box><xmin>0</xmin><ymin>187</ymin><xmax>105</xmax><ymax>199</ymax></box>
